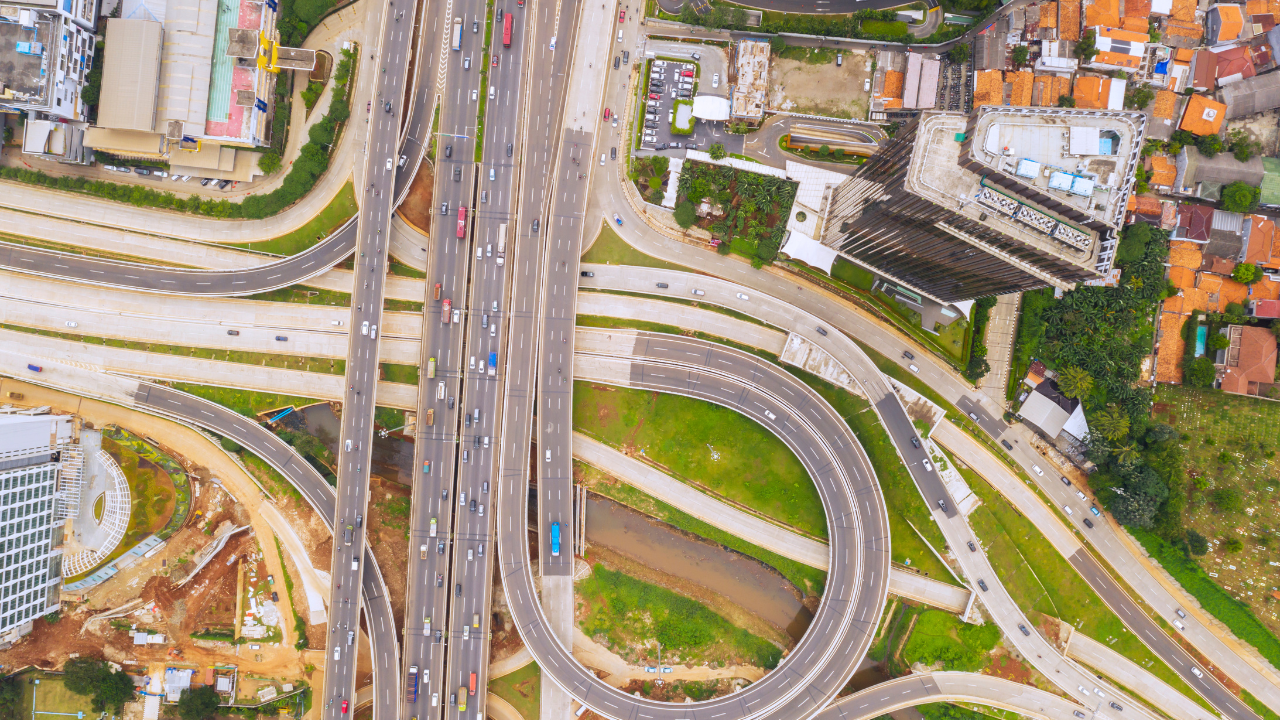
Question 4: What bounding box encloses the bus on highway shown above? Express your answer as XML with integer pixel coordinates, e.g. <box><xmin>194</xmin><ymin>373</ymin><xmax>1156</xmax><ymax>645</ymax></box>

<box><xmin>457</xmin><ymin>207</ymin><xmax>467</xmax><ymax>238</ymax></box>
<box><xmin>427</xmin><ymin>357</ymin><xmax>436</xmax><ymax>378</ymax></box>
<box><xmin>451</xmin><ymin>17</ymin><xmax>462</xmax><ymax>50</ymax></box>
<box><xmin>502</xmin><ymin>14</ymin><xmax>512</xmax><ymax>47</ymax></box>
<box><xmin>497</xmin><ymin>223</ymin><xmax>507</xmax><ymax>254</ymax></box>
<box><xmin>550</xmin><ymin>521</ymin><xmax>561</xmax><ymax>556</ymax></box>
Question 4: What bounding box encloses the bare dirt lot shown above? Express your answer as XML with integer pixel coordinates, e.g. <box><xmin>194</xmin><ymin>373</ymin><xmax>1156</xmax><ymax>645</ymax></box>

<box><xmin>1229</xmin><ymin>109</ymin><xmax>1280</xmax><ymax>157</ymax></box>
<box><xmin>398</xmin><ymin>160</ymin><xmax>435</xmax><ymax>232</ymax></box>
<box><xmin>768</xmin><ymin>48</ymin><xmax>874</xmax><ymax>119</ymax></box>
<box><xmin>365</xmin><ymin>474</ymin><xmax>411</xmax><ymax>633</ymax></box>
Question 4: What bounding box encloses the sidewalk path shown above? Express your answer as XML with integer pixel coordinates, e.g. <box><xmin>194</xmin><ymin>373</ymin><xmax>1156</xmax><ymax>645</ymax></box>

<box><xmin>490</xmin><ymin>647</ymin><xmax>533</xmax><ymax>679</ymax></box>
<box><xmin>261</xmin><ymin>503</ymin><xmax>331</xmax><ymax>625</ymax></box>
<box><xmin>976</xmin><ymin>293</ymin><xmax>1018</xmax><ymax>410</ymax></box>
<box><xmin>487</xmin><ymin>693</ymin><xmax>526</xmax><ymax>720</ymax></box>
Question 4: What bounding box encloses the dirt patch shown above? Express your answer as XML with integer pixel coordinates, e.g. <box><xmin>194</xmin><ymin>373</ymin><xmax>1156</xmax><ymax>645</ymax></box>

<box><xmin>365</xmin><ymin>475</ymin><xmax>411</xmax><ymax>634</ymax></box>
<box><xmin>398</xmin><ymin>160</ymin><xmax>435</xmax><ymax>232</ymax></box>
<box><xmin>985</xmin><ymin>646</ymin><xmax>1037</xmax><ymax>685</ymax></box>
<box><xmin>489</xmin><ymin>559</ymin><xmax>524</xmax><ymax>663</ymax></box>
<box><xmin>768</xmin><ymin>50</ymin><xmax>874</xmax><ymax>119</ymax></box>
<box><xmin>1228</xmin><ymin>109</ymin><xmax>1280</xmax><ymax>157</ymax></box>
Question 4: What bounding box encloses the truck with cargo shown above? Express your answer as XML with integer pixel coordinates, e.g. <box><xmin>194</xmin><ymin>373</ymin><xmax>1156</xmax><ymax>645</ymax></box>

<box><xmin>488</xmin><ymin>351</ymin><xmax>497</xmax><ymax>376</ymax></box>
<box><xmin>442</xmin><ymin>299</ymin><xmax>452</xmax><ymax>324</ymax></box>
<box><xmin>451</xmin><ymin>17</ymin><xmax>462</xmax><ymax>50</ymax></box>
<box><xmin>406</xmin><ymin>666</ymin><xmax>419</xmax><ymax>704</ymax></box>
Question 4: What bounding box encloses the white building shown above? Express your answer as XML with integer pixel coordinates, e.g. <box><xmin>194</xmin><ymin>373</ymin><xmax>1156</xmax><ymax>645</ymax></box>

<box><xmin>0</xmin><ymin>413</ymin><xmax>75</xmax><ymax>644</ymax></box>
<box><xmin>0</xmin><ymin>4</ymin><xmax>96</xmax><ymax>125</ymax></box>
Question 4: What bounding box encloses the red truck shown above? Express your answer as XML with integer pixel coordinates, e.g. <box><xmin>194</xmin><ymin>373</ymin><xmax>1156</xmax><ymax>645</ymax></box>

<box><xmin>442</xmin><ymin>299</ymin><xmax>452</xmax><ymax>324</ymax></box>
<box><xmin>457</xmin><ymin>207</ymin><xmax>468</xmax><ymax>238</ymax></box>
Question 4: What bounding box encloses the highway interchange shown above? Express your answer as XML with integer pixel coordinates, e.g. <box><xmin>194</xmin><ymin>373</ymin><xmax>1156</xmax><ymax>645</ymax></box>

<box><xmin>1</xmin><ymin>0</ymin><xmax>1279</xmax><ymax>716</ymax></box>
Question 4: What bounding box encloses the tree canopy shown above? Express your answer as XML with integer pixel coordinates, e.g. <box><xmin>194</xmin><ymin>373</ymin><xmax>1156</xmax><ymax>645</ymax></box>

<box><xmin>176</xmin><ymin>686</ymin><xmax>222</xmax><ymax>720</ymax></box>
<box><xmin>1231</xmin><ymin>262</ymin><xmax>1259</xmax><ymax>284</ymax></box>
<box><xmin>64</xmin><ymin>658</ymin><xmax>136</xmax><ymax>713</ymax></box>
<box><xmin>1221</xmin><ymin>181</ymin><xmax>1260</xmax><ymax>213</ymax></box>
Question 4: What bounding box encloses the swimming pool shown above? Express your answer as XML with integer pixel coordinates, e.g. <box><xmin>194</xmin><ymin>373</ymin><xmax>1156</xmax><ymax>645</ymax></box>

<box><xmin>1195</xmin><ymin>325</ymin><xmax>1207</xmax><ymax>356</ymax></box>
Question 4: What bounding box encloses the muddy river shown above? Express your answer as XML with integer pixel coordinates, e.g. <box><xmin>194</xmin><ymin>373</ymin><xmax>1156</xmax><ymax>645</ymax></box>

<box><xmin>585</xmin><ymin>495</ymin><xmax>814</xmax><ymax>640</ymax></box>
<box><xmin>299</xmin><ymin>403</ymin><xmax>414</xmax><ymax>485</ymax></box>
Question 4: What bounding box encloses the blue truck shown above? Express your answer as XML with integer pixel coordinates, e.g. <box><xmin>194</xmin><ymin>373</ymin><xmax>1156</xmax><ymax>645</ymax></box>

<box><xmin>488</xmin><ymin>351</ymin><xmax>497</xmax><ymax>376</ymax></box>
<box><xmin>550</xmin><ymin>522</ymin><xmax>561</xmax><ymax>556</ymax></box>
<box><xmin>406</xmin><ymin>665</ymin><xmax>419</xmax><ymax>703</ymax></box>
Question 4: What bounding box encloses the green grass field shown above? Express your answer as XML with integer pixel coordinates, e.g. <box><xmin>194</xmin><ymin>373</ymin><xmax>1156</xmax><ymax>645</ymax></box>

<box><xmin>230</xmin><ymin>181</ymin><xmax>358</xmax><ymax>255</ymax></box>
<box><xmin>860</xmin><ymin>18</ymin><xmax>908</xmax><ymax>34</ymax></box>
<box><xmin>956</xmin><ymin>456</ymin><xmax>1215</xmax><ymax>713</ymax></box>
<box><xmin>380</xmin><ymin>363</ymin><xmax>420</xmax><ymax>385</ymax></box>
<box><xmin>573</xmin><ymin>381</ymin><xmax>826</xmax><ymax>538</ymax></box>
<box><xmin>581</xmin><ymin>223</ymin><xmax>692</xmax><ymax>271</ymax></box>
<box><xmin>902</xmin><ymin>609</ymin><xmax>1001</xmax><ymax>672</ymax></box>
<box><xmin>248</xmin><ymin>285</ymin><xmax>352</xmax><ymax>307</ymax></box>
<box><xmin>489</xmin><ymin>662</ymin><xmax>540</xmax><ymax>720</ymax></box>
<box><xmin>21</xmin><ymin>671</ymin><xmax>97</xmax><ymax>718</ymax></box>
<box><xmin>170</xmin><ymin>382</ymin><xmax>319</xmax><ymax>418</ymax></box>
<box><xmin>579</xmin><ymin>565</ymin><xmax>782</xmax><ymax>668</ymax></box>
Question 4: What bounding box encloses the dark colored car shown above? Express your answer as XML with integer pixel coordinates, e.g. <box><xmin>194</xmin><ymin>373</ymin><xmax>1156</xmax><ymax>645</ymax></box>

<box><xmin>581</xmin><ymin>271</ymin><xmax>594</xmax><ymax>277</ymax></box>
<box><xmin>977</xmin><ymin>579</ymin><xmax>988</xmax><ymax>591</ymax></box>
<box><xmin>1001</xmin><ymin>439</ymin><xmax>1014</xmax><ymax>450</ymax></box>
<box><xmin>446</xmin><ymin>145</ymin><xmax>453</xmax><ymax>158</ymax></box>
<box><xmin>1083</xmin><ymin>518</ymin><xmax>1095</xmax><ymax>528</ymax></box>
<box><xmin>1109</xmin><ymin>703</ymin><xmax>1123</xmax><ymax>711</ymax></box>
<box><xmin>275</xmin><ymin>335</ymin><xmax>288</xmax><ymax>341</ymax></box>
<box><xmin>656</xmin><ymin>282</ymin><xmax>669</xmax><ymax>288</ymax></box>
<box><xmin>902</xmin><ymin>350</ymin><xmax>915</xmax><ymax>360</ymax></box>
<box><xmin>384</xmin><ymin>101</ymin><xmax>392</xmax><ymax>113</ymax></box>
<box><xmin>816</xmin><ymin>326</ymin><xmax>828</xmax><ymax>336</ymax></box>
<box><xmin>271</xmin><ymin>591</ymin><xmax>279</xmax><ymax>602</ymax></box>
<box><xmin>437</xmin><ymin>541</ymin><xmax>445</xmax><ymax>554</ymax></box>
<box><xmin>1061</xmin><ymin>476</ymin><xmax>1071</xmax><ymax>486</ymax></box>
<box><xmin>532</xmin><ymin>219</ymin><xmax>540</xmax><ymax>233</ymax></box>
<box><xmin>507</xmin><ymin>143</ymin><xmax>513</xmax><ymax>157</ymax></box>
<box><xmin>218</xmin><ymin>179</ymin><xmax>233</xmax><ymax>189</ymax></box>
<box><xmin>227</xmin><ymin>329</ymin><xmax>240</xmax><ymax>336</ymax></box>
<box><xmin>470</xmin><ymin>499</ymin><xmax>477</xmax><ymax>512</ymax></box>
<box><xmin>967</xmin><ymin>541</ymin><xmax>977</xmax><ymax>552</ymax></box>
<box><xmin>613</xmin><ymin>56</ymin><xmax>620</xmax><ymax>69</ymax></box>
<box><xmin>910</xmin><ymin>436</ymin><xmax>920</xmax><ymax>448</ymax></box>
<box><xmin>937</xmin><ymin>499</ymin><xmax>948</xmax><ymax>512</ymax></box>
<box><xmin>455</xmin><ymin>583</ymin><xmax>463</xmax><ymax>596</ymax></box>
<box><xmin>1018</xmin><ymin>624</ymin><xmax>1031</xmax><ymax>636</ymax></box>
<box><xmin>436</xmin><ymin>573</ymin><xmax>443</xmax><ymax>586</ymax></box>
<box><xmin>200</xmin><ymin>177</ymin><xmax>213</xmax><ymax>186</ymax></box>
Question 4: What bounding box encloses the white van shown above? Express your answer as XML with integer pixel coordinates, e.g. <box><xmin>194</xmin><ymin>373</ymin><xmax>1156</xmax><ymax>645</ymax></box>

<box><xmin>545</xmin><ymin>450</ymin><xmax>551</xmax><ymax>462</ymax></box>
<box><xmin>345</xmin><ymin>440</ymin><xmax>352</xmax><ymax>452</ymax></box>
<box><xmin>617</xmin><ymin>29</ymin><xmax>623</xmax><ymax>42</ymax></box>
<box><xmin>489</xmin><ymin>86</ymin><xmax>496</xmax><ymax>100</ymax></box>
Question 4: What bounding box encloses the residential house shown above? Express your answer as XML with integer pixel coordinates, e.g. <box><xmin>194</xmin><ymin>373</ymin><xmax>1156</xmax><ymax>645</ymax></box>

<box><xmin>1174</xmin><ymin>149</ymin><xmax>1265</xmax><ymax>201</ymax></box>
<box><xmin>1177</xmin><ymin>93</ymin><xmax>1227</xmax><ymax>135</ymax></box>
<box><xmin>1165</xmin><ymin>47</ymin><xmax>1196</xmax><ymax>91</ymax></box>
<box><xmin>1072</xmin><ymin>75</ymin><xmax>1127</xmax><ymax>108</ymax></box>
<box><xmin>1146</xmin><ymin>89</ymin><xmax>1181</xmax><ymax>138</ymax></box>
<box><xmin>1214</xmin><ymin>45</ymin><xmax>1259</xmax><ymax>85</ymax></box>
<box><xmin>1017</xmin><ymin>378</ymin><xmax>1092</xmax><ymax>443</ymax></box>
<box><xmin>1219</xmin><ymin>325</ymin><xmax>1278</xmax><ymax>396</ymax></box>
<box><xmin>1189</xmin><ymin>49</ymin><xmax>1218</xmax><ymax>91</ymax></box>
<box><xmin>1033</xmin><ymin>74</ymin><xmax>1073</xmax><ymax>104</ymax></box>
<box><xmin>1060</xmin><ymin>0</ymin><xmax>1082</xmax><ymax>40</ymax></box>
<box><xmin>1128</xmin><ymin>195</ymin><xmax>1167</xmax><ymax>225</ymax></box>
<box><xmin>1248</xmin><ymin>298</ymin><xmax>1280</xmax><ymax>317</ymax></box>
<box><xmin>974</xmin><ymin>70</ymin><xmax>1006</xmax><ymax>106</ymax></box>
<box><xmin>1086</xmin><ymin>27</ymin><xmax>1149</xmax><ymax>72</ymax></box>
<box><xmin>1149</xmin><ymin>154</ymin><xmax>1177</xmax><ymax>189</ymax></box>
<box><xmin>1222</xmin><ymin>70</ymin><xmax>1280</xmax><ymax>116</ymax></box>
<box><xmin>1207</xmin><ymin>3</ymin><xmax>1247</xmax><ymax>44</ymax></box>
<box><xmin>1009</xmin><ymin>70</ymin><xmax>1035</xmax><ymax>105</ymax></box>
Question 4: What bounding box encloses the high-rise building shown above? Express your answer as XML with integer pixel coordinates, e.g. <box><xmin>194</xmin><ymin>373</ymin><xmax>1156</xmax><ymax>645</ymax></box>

<box><xmin>820</xmin><ymin>106</ymin><xmax>1146</xmax><ymax>303</ymax></box>
<box><xmin>0</xmin><ymin>413</ymin><xmax>75</xmax><ymax>644</ymax></box>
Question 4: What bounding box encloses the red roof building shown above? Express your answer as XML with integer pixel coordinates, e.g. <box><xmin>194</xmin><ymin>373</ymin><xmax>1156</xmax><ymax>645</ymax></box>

<box><xmin>1220</xmin><ymin>325</ymin><xmax>1278</xmax><ymax>396</ymax></box>
<box><xmin>1250</xmin><ymin>299</ymin><xmax>1280</xmax><ymax>318</ymax></box>
<box><xmin>1177</xmin><ymin>203</ymin><xmax>1215</xmax><ymax>241</ymax></box>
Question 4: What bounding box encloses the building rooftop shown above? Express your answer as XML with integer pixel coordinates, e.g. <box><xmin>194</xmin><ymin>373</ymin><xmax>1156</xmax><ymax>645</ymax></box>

<box><xmin>905</xmin><ymin>108</ymin><xmax>1144</xmax><ymax>283</ymax></box>
<box><xmin>1221</xmin><ymin>325</ymin><xmax>1278</xmax><ymax>395</ymax></box>
<box><xmin>1222</xmin><ymin>70</ymin><xmax>1280</xmax><ymax>116</ymax></box>
<box><xmin>1179</xmin><ymin>94</ymin><xmax>1227</xmax><ymax>134</ymax></box>
<box><xmin>0</xmin><ymin>9</ymin><xmax>55</xmax><ymax>102</ymax></box>
<box><xmin>1061</xmin><ymin>0</ymin><xmax>1082</xmax><ymax>39</ymax></box>
<box><xmin>974</xmin><ymin>70</ymin><xmax>1004</xmax><ymax>106</ymax></box>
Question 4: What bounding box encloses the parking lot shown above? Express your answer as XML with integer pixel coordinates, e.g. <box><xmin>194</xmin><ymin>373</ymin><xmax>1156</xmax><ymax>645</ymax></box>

<box><xmin>637</xmin><ymin>58</ymin><xmax>741</xmax><ymax>156</ymax></box>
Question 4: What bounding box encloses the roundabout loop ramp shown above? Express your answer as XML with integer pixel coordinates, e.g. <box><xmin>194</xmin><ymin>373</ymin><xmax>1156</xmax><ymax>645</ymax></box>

<box><xmin>496</xmin><ymin>329</ymin><xmax>891</xmax><ymax>720</ymax></box>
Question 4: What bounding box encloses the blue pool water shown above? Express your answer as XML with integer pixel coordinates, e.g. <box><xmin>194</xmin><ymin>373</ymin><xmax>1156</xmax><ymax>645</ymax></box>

<box><xmin>1195</xmin><ymin>325</ymin><xmax>1207</xmax><ymax>356</ymax></box>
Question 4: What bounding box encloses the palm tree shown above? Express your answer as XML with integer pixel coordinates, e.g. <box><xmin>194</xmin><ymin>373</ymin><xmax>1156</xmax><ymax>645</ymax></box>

<box><xmin>1113</xmin><ymin>443</ymin><xmax>1141</xmax><ymax>465</ymax></box>
<box><xmin>1093</xmin><ymin>404</ymin><xmax>1131</xmax><ymax>442</ymax></box>
<box><xmin>1056</xmin><ymin>366</ymin><xmax>1094</xmax><ymax>399</ymax></box>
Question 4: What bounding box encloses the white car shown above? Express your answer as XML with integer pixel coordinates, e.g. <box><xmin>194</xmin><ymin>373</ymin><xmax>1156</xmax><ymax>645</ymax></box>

<box><xmin>361</xmin><ymin>321</ymin><xmax>370</xmax><ymax>336</ymax></box>
<box><xmin>65</xmin><ymin>321</ymin><xmax>78</xmax><ymax>328</ymax></box>
<box><xmin>923</xmin><ymin>459</ymin><xmax>933</xmax><ymax>472</ymax></box>
<box><xmin>153</xmin><ymin>170</ymin><xmax>169</xmax><ymax>178</ymax></box>
<box><xmin>385</xmin><ymin>158</ymin><xmax>393</xmax><ymax>170</ymax></box>
<box><xmin>549</xmin><ymin>36</ymin><xmax>557</xmax><ymax>50</ymax></box>
<box><xmin>471</xmin><ymin>89</ymin><xmax>478</xmax><ymax>101</ymax></box>
<box><xmin>712</xmin><ymin>73</ymin><xmax>720</xmax><ymax>88</ymax></box>
<box><xmin>103</xmin><ymin>164</ymin><xmax>118</xmax><ymax>172</ymax></box>
<box><xmin>864</xmin><ymin>78</ymin><xmax>871</xmax><ymax>92</ymax></box>
<box><xmin>736</xmin><ymin>293</ymin><xmax>749</xmax><ymax>300</ymax></box>
<box><xmin>370</xmin><ymin>324</ymin><xmax>378</xmax><ymax>339</ymax></box>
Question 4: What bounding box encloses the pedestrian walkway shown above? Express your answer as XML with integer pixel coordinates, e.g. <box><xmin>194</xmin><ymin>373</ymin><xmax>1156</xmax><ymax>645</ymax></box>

<box><xmin>977</xmin><ymin>293</ymin><xmax>1019</xmax><ymax>410</ymax></box>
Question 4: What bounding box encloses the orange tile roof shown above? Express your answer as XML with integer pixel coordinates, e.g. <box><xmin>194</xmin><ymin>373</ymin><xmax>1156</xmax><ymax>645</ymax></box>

<box><xmin>974</xmin><ymin>70</ymin><xmax>1005</xmax><ymax>107</ymax></box>
<box><xmin>1061</xmin><ymin>0</ymin><xmax>1082</xmax><ymax>39</ymax></box>
<box><xmin>1009</xmin><ymin>70</ymin><xmax>1034</xmax><ymax>105</ymax></box>
<box><xmin>1152</xmin><ymin>90</ymin><xmax>1178</xmax><ymax>118</ymax></box>
<box><xmin>1249</xmin><ymin>215</ymin><xmax>1279</xmax><ymax>266</ymax></box>
<box><xmin>1042</xmin><ymin>1</ymin><xmax>1059</xmax><ymax>27</ymax></box>
<box><xmin>1133</xmin><ymin>196</ymin><xmax>1163</xmax><ymax>215</ymax></box>
<box><xmin>1073</xmin><ymin>76</ymin><xmax>1110</xmax><ymax>108</ymax></box>
<box><xmin>1125</xmin><ymin>0</ymin><xmax>1152</xmax><ymax>16</ymax></box>
<box><xmin>1121</xmin><ymin>15</ymin><xmax>1150</xmax><ymax>31</ymax></box>
<box><xmin>1165</xmin><ymin>17</ymin><xmax>1205</xmax><ymax>38</ymax></box>
<box><xmin>1087</xmin><ymin>0</ymin><xmax>1121</xmax><ymax>25</ymax></box>
<box><xmin>1094</xmin><ymin>50</ymin><xmax>1143</xmax><ymax>67</ymax></box>
<box><xmin>1100</xmin><ymin>26</ymin><xmax>1153</xmax><ymax>40</ymax></box>
<box><xmin>1222</xmin><ymin>326</ymin><xmax>1279</xmax><ymax>396</ymax></box>
<box><xmin>1247</xmin><ymin>0</ymin><xmax>1269</xmax><ymax>15</ymax></box>
<box><xmin>1214</xmin><ymin>3</ymin><xmax>1245</xmax><ymax>42</ymax></box>
<box><xmin>1220</xmin><ymin>277</ymin><xmax>1251</xmax><ymax>310</ymax></box>
<box><xmin>1150</xmin><ymin>154</ymin><xmax>1176</xmax><ymax>185</ymax></box>
<box><xmin>1179</xmin><ymin>94</ymin><xmax>1227</xmax><ymax>135</ymax></box>
<box><xmin>1168</xmin><ymin>264</ymin><xmax>1198</xmax><ymax>287</ymax></box>
<box><xmin>1169</xmin><ymin>241</ymin><xmax>1204</xmax><ymax>270</ymax></box>
<box><xmin>1199</xmin><ymin>273</ymin><xmax>1225</xmax><ymax>293</ymax></box>
<box><xmin>1173</xmin><ymin>47</ymin><xmax>1196</xmax><ymax>61</ymax></box>
<box><xmin>882</xmin><ymin>70</ymin><xmax>905</xmax><ymax>99</ymax></box>
<box><xmin>1033</xmin><ymin>74</ymin><xmax>1071</xmax><ymax>105</ymax></box>
<box><xmin>1156</xmin><ymin>313</ymin><xmax>1189</xmax><ymax>383</ymax></box>
<box><xmin>1170</xmin><ymin>0</ymin><xmax>1196</xmax><ymax>22</ymax></box>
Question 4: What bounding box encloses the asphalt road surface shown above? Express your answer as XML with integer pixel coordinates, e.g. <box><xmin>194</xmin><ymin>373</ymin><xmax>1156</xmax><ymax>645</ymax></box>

<box><xmin>323</xmin><ymin>0</ymin><xmax>422</xmax><ymax>713</ymax></box>
<box><xmin>125</xmin><ymin>382</ymin><xmax>401</xmax><ymax>718</ymax></box>
<box><xmin>0</xmin><ymin>221</ymin><xmax>355</xmax><ymax>295</ymax></box>
<box><xmin>501</xmin><ymin>329</ymin><xmax>891</xmax><ymax>720</ymax></box>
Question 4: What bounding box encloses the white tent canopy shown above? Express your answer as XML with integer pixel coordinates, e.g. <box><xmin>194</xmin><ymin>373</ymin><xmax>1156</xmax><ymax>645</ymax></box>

<box><xmin>692</xmin><ymin>95</ymin><xmax>731</xmax><ymax>121</ymax></box>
